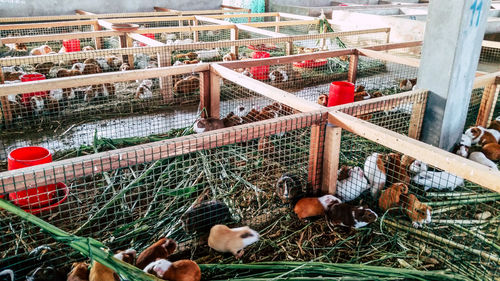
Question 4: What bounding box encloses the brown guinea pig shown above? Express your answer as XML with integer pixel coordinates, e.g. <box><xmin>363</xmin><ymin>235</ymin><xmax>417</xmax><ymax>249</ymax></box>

<box><xmin>67</xmin><ymin>262</ymin><xmax>89</xmax><ymax>281</ymax></box>
<box><xmin>317</xmin><ymin>94</ymin><xmax>328</xmax><ymax>106</ymax></box>
<box><xmin>401</xmin><ymin>194</ymin><xmax>431</xmax><ymax>228</ymax></box>
<box><xmin>355</xmin><ymin>85</ymin><xmax>365</xmax><ymax>93</ymax></box>
<box><xmin>208</xmin><ymin>224</ymin><xmax>260</xmax><ymax>258</ymax></box>
<box><xmin>222</xmin><ymin>112</ymin><xmax>243</xmax><ymax>127</ymax></box>
<box><xmin>143</xmin><ymin>259</ymin><xmax>201</xmax><ymax>281</ymax></box>
<box><xmin>57</xmin><ymin>68</ymin><xmax>81</xmax><ymax>78</ymax></box>
<box><xmin>465</xmin><ymin>126</ymin><xmax>500</xmax><ymax>146</ymax></box>
<box><xmin>354</xmin><ymin>91</ymin><xmax>370</xmax><ymax>102</ymax></box>
<box><xmin>384</xmin><ymin>153</ymin><xmax>411</xmax><ymax>185</ymax></box>
<box><xmin>378</xmin><ymin>182</ymin><xmax>408</xmax><ymax>212</ymax></box>
<box><xmin>482</xmin><ymin>142</ymin><xmax>500</xmax><ymax>161</ymax></box>
<box><xmin>488</xmin><ymin>120</ymin><xmax>500</xmax><ymax>132</ymax></box>
<box><xmin>173</xmin><ymin>76</ymin><xmax>200</xmax><ymax>94</ymax></box>
<box><xmin>89</xmin><ymin>249</ymin><xmax>135</xmax><ymax>281</ymax></box>
<box><xmin>294</xmin><ymin>194</ymin><xmax>341</xmax><ymax>219</ymax></box>
<box><xmin>325</xmin><ymin>203</ymin><xmax>378</xmax><ymax>229</ymax></box>
<box><xmin>193</xmin><ymin>117</ymin><xmax>225</xmax><ymax>133</ymax></box>
<box><xmin>136</xmin><ymin>238</ymin><xmax>177</xmax><ymax>270</ymax></box>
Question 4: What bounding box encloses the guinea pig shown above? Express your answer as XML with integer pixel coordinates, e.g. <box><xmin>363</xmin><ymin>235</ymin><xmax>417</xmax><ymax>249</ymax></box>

<box><xmin>399</xmin><ymin>78</ymin><xmax>417</xmax><ymax>91</ymax></box>
<box><xmin>465</xmin><ymin>126</ymin><xmax>500</xmax><ymax>146</ymax></box>
<box><xmin>401</xmin><ymin>194</ymin><xmax>431</xmax><ymax>228</ymax></box>
<box><xmin>193</xmin><ymin>117</ymin><xmax>225</xmax><ymax>133</ymax></box>
<box><xmin>293</xmin><ymin>194</ymin><xmax>341</xmax><ymax>219</ymax></box>
<box><xmin>119</xmin><ymin>63</ymin><xmax>130</xmax><ymax>71</ymax></box>
<box><xmin>89</xmin><ymin>249</ymin><xmax>136</xmax><ymax>281</ymax></box>
<box><xmin>488</xmin><ymin>120</ymin><xmax>500</xmax><ymax>132</ymax></box>
<box><xmin>317</xmin><ymin>94</ymin><xmax>328</xmax><ymax>106</ymax></box>
<box><xmin>468</xmin><ymin>151</ymin><xmax>498</xmax><ymax>171</ymax></box>
<box><xmin>208</xmin><ymin>224</ymin><xmax>260</xmax><ymax>258</ymax></box>
<box><xmin>173</xmin><ymin>76</ymin><xmax>200</xmax><ymax>94</ymax></box>
<box><xmin>82</xmin><ymin>46</ymin><xmax>95</xmax><ymax>51</ymax></box>
<box><xmin>135</xmin><ymin>79</ymin><xmax>153</xmax><ymax>100</ymax></box>
<box><xmin>363</xmin><ymin>152</ymin><xmax>387</xmax><ymax>197</ymax></box>
<box><xmin>181</xmin><ymin>200</ymin><xmax>232</xmax><ymax>234</ymax></box>
<box><xmin>81</xmin><ymin>63</ymin><xmax>102</xmax><ymax>75</ymax></box>
<box><xmin>335</xmin><ymin>166</ymin><xmax>370</xmax><ymax>202</ymax></box>
<box><xmin>30</xmin><ymin>96</ymin><xmax>45</xmax><ymax>115</ymax></box>
<box><xmin>67</xmin><ymin>262</ymin><xmax>89</xmax><ymax>281</ymax></box>
<box><xmin>378</xmin><ymin>182</ymin><xmax>408</xmax><ymax>211</ymax></box>
<box><xmin>276</xmin><ymin>173</ymin><xmax>304</xmax><ymax>204</ymax></box>
<box><xmin>30</xmin><ymin>45</ymin><xmax>52</xmax><ymax>56</ymax></box>
<box><xmin>0</xmin><ymin>269</ymin><xmax>13</xmax><ymax>281</ymax></box>
<box><xmin>384</xmin><ymin>153</ymin><xmax>411</xmax><ymax>185</ymax></box>
<box><xmin>412</xmin><ymin>171</ymin><xmax>464</xmax><ymax>191</ymax></box>
<box><xmin>143</xmin><ymin>259</ymin><xmax>201</xmax><ymax>281</ymax></box>
<box><xmin>222</xmin><ymin>52</ymin><xmax>237</xmax><ymax>62</ymax></box>
<box><xmin>325</xmin><ymin>203</ymin><xmax>378</xmax><ymax>229</ymax></box>
<box><xmin>25</xmin><ymin>266</ymin><xmax>66</xmax><ymax>281</ymax></box>
<box><xmin>402</xmin><ymin>155</ymin><xmax>428</xmax><ymax>174</ymax></box>
<box><xmin>269</xmin><ymin>69</ymin><xmax>288</xmax><ymax>83</ymax></box>
<box><xmin>136</xmin><ymin>238</ymin><xmax>177</xmax><ymax>270</ymax></box>
<box><xmin>222</xmin><ymin>112</ymin><xmax>243</xmax><ymax>128</ymax></box>
<box><xmin>354</xmin><ymin>91</ymin><xmax>370</xmax><ymax>102</ymax></box>
<box><xmin>56</xmin><ymin>68</ymin><xmax>81</xmax><ymax>78</ymax></box>
<box><xmin>482</xmin><ymin>142</ymin><xmax>500</xmax><ymax>161</ymax></box>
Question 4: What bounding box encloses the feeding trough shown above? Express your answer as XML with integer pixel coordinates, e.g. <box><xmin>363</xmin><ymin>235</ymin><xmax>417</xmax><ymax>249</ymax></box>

<box><xmin>110</xmin><ymin>23</ymin><xmax>140</xmax><ymax>32</ymax></box>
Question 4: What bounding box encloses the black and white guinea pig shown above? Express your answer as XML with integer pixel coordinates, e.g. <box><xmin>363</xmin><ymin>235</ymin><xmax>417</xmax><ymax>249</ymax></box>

<box><xmin>181</xmin><ymin>200</ymin><xmax>232</xmax><ymax>234</ymax></box>
<box><xmin>325</xmin><ymin>203</ymin><xmax>378</xmax><ymax>229</ymax></box>
<box><xmin>275</xmin><ymin>173</ymin><xmax>304</xmax><ymax>204</ymax></box>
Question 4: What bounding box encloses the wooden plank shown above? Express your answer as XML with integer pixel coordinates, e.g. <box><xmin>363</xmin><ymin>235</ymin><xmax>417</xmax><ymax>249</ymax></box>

<box><xmin>209</xmin><ymin>68</ymin><xmax>221</xmax><ymax>118</ymax></box>
<box><xmin>0</xmin><ymin>112</ymin><xmax>322</xmax><ymax>192</ymax></box>
<box><xmin>347</xmin><ymin>53</ymin><xmax>359</xmax><ymax>83</ymax></box>
<box><xmin>231</xmin><ymin>27</ymin><xmax>239</xmax><ymax>57</ymax></box>
<box><xmin>278</xmin><ymin>12</ymin><xmax>316</xmax><ymax>21</ymax></box>
<box><xmin>245</xmin><ymin>20</ymin><xmax>319</xmax><ymax>28</ymax></box>
<box><xmin>135</xmin><ymin>25</ymin><xmax>235</xmax><ymax>34</ymax></box>
<box><xmin>0</xmin><ymin>20</ymin><xmax>96</xmax><ymax>31</ymax></box>
<box><xmin>199</xmin><ymin>71</ymin><xmax>211</xmax><ymax>118</ymax></box>
<box><xmin>408</xmin><ymin>93</ymin><xmax>428</xmax><ymax>139</ymax></box>
<box><xmin>0</xmin><ymin>68</ymin><xmax>12</xmax><ymax>125</ymax></box>
<box><xmin>308</xmin><ymin>124</ymin><xmax>324</xmax><ymax>193</ymax></box>
<box><xmin>236</xmin><ymin>24</ymin><xmax>287</xmax><ymax>38</ymax></box>
<box><xmin>363</xmin><ymin>40</ymin><xmax>422</xmax><ymax>51</ymax></box>
<box><xmin>219</xmin><ymin>48</ymin><xmax>355</xmax><ymax>69</ymax></box>
<box><xmin>358</xmin><ymin>48</ymin><xmax>420</xmax><ymax>68</ymax></box>
<box><xmin>157</xmin><ymin>52</ymin><xmax>173</xmax><ymax>103</ymax></box>
<box><xmin>105</xmin><ymin>16</ymin><xmax>195</xmax><ymax>23</ymax></box>
<box><xmin>476</xmin><ymin>82</ymin><xmax>499</xmax><ymax>127</ymax></box>
<box><xmin>1</xmin><ymin>30</ymin><xmax>123</xmax><ymax>44</ymax></box>
<box><xmin>275</xmin><ymin>14</ymin><xmax>280</xmax><ymax>33</ymax></box>
<box><xmin>473</xmin><ymin>72</ymin><xmax>499</xmax><ymax>88</ymax></box>
<box><xmin>127</xmin><ymin>33</ymin><xmax>166</xmax><ymax>47</ymax></box>
<box><xmin>328</xmin><ymin>111</ymin><xmax>500</xmax><ymax>193</ymax></box>
<box><xmin>207</xmin><ymin>12</ymin><xmax>278</xmax><ymax>19</ymax></box>
<box><xmin>482</xmin><ymin>40</ymin><xmax>500</xmax><ymax>49</ymax></box>
<box><xmin>154</xmin><ymin>7</ymin><xmax>172</xmax><ymax>12</ymax></box>
<box><xmin>321</xmin><ymin>124</ymin><xmax>342</xmax><ymax>194</ymax></box>
<box><xmin>194</xmin><ymin>16</ymin><xmax>234</xmax><ymax>26</ymax></box>
<box><xmin>193</xmin><ymin>19</ymin><xmax>199</xmax><ymax>42</ymax></box>
<box><xmin>211</xmin><ymin>63</ymin><xmax>323</xmax><ymax>112</ymax></box>
<box><xmin>93</xmin><ymin>21</ymin><xmax>103</xmax><ymax>49</ymax></box>
<box><xmin>0</xmin><ymin>64</ymin><xmax>210</xmax><ymax>97</ymax></box>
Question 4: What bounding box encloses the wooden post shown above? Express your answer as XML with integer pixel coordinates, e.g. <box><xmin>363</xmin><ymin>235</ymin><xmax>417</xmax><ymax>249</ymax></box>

<box><xmin>408</xmin><ymin>94</ymin><xmax>428</xmax><ymax>139</ymax></box>
<box><xmin>321</xmin><ymin>124</ymin><xmax>342</xmax><ymax>194</ymax></box>
<box><xmin>193</xmin><ymin>19</ymin><xmax>199</xmax><ymax>42</ymax></box>
<box><xmin>119</xmin><ymin>34</ymin><xmax>134</xmax><ymax>69</ymax></box>
<box><xmin>93</xmin><ymin>21</ymin><xmax>103</xmax><ymax>49</ymax></box>
<box><xmin>199</xmin><ymin>71</ymin><xmax>211</xmax><ymax>118</ymax></box>
<box><xmin>347</xmin><ymin>52</ymin><xmax>359</xmax><ymax>84</ymax></box>
<box><xmin>308</xmin><ymin>124</ymin><xmax>322</xmax><ymax>194</ymax></box>
<box><xmin>230</xmin><ymin>27</ymin><xmax>239</xmax><ymax>58</ymax></box>
<box><xmin>157</xmin><ymin>51</ymin><xmax>173</xmax><ymax>103</ymax></box>
<box><xmin>286</xmin><ymin>41</ymin><xmax>293</xmax><ymax>56</ymax></box>
<box><xmin>275</xmin><ymin>14</ymin><xmax>280</xmax><ymax>33</ymax></box>
<box><xmin>476</xmin><ymin>79</ymin><xmax>500</xmax><ymax>127</ymax></box>
<box><xmin>209</xmin><ymin>71</ymin><xmax>221</xmax><ymax>118</ymax></box>
<box><xmin>0</xmin><ymin>68</ymin><xmax>12</xmax><ymax>126</ymax></box>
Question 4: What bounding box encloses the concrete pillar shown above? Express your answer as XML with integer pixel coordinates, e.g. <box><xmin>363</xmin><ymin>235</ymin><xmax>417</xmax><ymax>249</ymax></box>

<box><xmin>418</xmin><ymin>0</ymin><xmax>491</xmax><ymax>150</ymax></box>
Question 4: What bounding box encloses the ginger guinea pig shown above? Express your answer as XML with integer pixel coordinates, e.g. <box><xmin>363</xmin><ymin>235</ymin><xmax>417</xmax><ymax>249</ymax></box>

<box><xmin>208</xmin><ymin>224</ymin><xmax>259</xmax><ymax>258</ymax></box>
<box><xmin>193</xmin><ymin>117</ymin><xmax>225</xmax><ymax>133</ymax></box>
<box><xmin>67</xmin><ymin>262</ymin><xmax>89</xmax><ymax>281</ymax></box>
<box><xmin>488</xmin><ymin>120</ymin><xmax>500</xmax><ymax>132</ymax></box>
<box><xmin>401</xmin><ymin>194</ymin><xmax>431</xmax><ymax>228</ymax></box>
<box><xmin>136</xmin><ymin>238</ymin><xmax>177</xmax><ymax>270</ymax></box>
<box><xmin>378</xmin><ymin>182</ymin><xmax>408</xmax><ymax>211</ymax></box>
<box><xmin>482</xmin><ymin>142</ymin><xmax>500</xmax><ymax>161</ymax></box>
<box><xmin>89</xmin><ymin>249</ymin><xmax>136</xmax><ymax>281</ymax></box>
<box><xmin>465</xmin><ymin>126</ymin><xmax>500</xmax><ymax>146</ymax></box>
<box><xmin>317</xmin><ymin>94</ymin><xmax>328</xmax><ymax>106</ymax></box>
<box><xmin>326</xmin><ymin>203</ymin><xmax>378</xmax><ymax>229</ymax></box>
<box><xmin>294</xmin><ymin>194</ymin><xmax>341</xmax><ymax>219</ymax></box>
<box><xmin>144</xmin><ymin>259</ymin><xmax>201</xmax><ymax>281</ymax></box>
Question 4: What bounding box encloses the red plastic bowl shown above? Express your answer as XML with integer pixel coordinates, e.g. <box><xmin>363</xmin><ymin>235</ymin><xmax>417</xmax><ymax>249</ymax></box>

<box><xmin>62</xmin><ymin>39</ymin><xmax>81</xmax><ymax>52</ymax></box>
<box><xmin>8</xmin><ymin>146</ymin><xmax>52</xmax><ymax>170</ymax></box>
<box><xmin>20</xmin><ymin>73</ymin><xmax>48</xmax><ymax>106</ymax></box>
<box><xmin>9</xmin><ymin>184</ymin><xmax>57</xmax><ymax>208</ymax></box>
<box><xmin>139</xmin><ymin>33</ymin><xmax>155</xmax><ymax>46</ymax></box>
<box><xmin>250</xmin><ymin>51</ymin><xmax>270</xmax><ymax>80</ymax></box>
<box><xmin>18</xmin><ymin>183</ymin><xmax>69</xmax><ymax>214</ymax></box>
<box><xmin>293</xmin><ymin>59</ymin><xmax>328</xmax><ymax>68</ymax></box>
<box><xmin>328</xmin><ymin>81</ymin><xmax>355</xmax><ymax>106</ymax></box>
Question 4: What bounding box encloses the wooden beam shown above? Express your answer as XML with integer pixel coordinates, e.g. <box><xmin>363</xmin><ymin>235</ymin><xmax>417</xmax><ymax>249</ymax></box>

<box><xmin>321</xmin><ymin>124</ymin><xmax>342</xmax><ymax>194</ymax></box>
<box><xmin>207</xmin><ymin>12</ymin><xmax>279</xmax><ymax>19</ymax></box>
<box><xmin>347</xmin><ymin>52</ymin><xmax>359</xmax><ymax>83</ymax></box>
<box><xmin>105</xmin><ymin>16</ymin><xmax>195</xmax><ymax>24</ymax></box>
<box><xmin>127</xmin><ymin>33</ymin><xmax>166</xmax><ymax>47</ymax></box>
<box><xmin>0</xmin><ymin>30</ymin><xmax>123</xmax><ymax>44</ymax></box>
<box><xmin>211</xmin><ymin>64</ymin><xmax>322</xmax><ymax>113</ymax></box>
<box><xmin>308</xmin><ymin>123</ymin><xmax>324</xmax><ymax>193</ymax></box>
<box><xmin>363</xmin><ymin>40</ymin><xmax>422</xmax><ymax>51</ymax></box>
<box><xmin>473</xmin><ymin>71</ymin><xmax>499</xmax><ymax>88</ymax></box>
<box><xmin>153</xmin><ymin>6</ymin><xmax>172</xmax><ymax>12</ymax></box>
<box><xmin>0</xmin><ymin>64</ymin><xmax>210</xmax><ymax>97</ymax></box>
<box><xmin>359</xmin><ymin>48</ymin><xmax>420</xmax><ymax>68</ymax></box>
<box><xmin>278</xmin><ymin>12</ymin><xmax>316</xmax><ymax>21</ymax></box>
<box><xmin>482</xmin><ymin>40</ymin><xmax>500</xmax><ymax>49</ymax></box>
<box><xmin>476</xmin><ymin>82</ymin><xmax>499</xmax><ymax>127</ymax></box>
<box><xmin>236</xmin><ymin>24</ymin><xmax>287</xmax><ymax>38</ymax></box>
<box><xmin>194</xmin><ymin>16</ymin><xmax>235</xmax><ymax>26</ymax></box>
<box><xmin>200</xmin><ymin>71</ymin><xmax>211</xmax><ymax>118</ymax></box>
<box><xmin>0</xmin><ymin>11</ymin><xmax>178</xmax><ymax>23</ymax></box>
<box><xmin>0</xmin><ymin>112</ymin><xmax>322</xmax><ymax>192</ymax></box>
<box><xmin>245</xmin><ymin>20</ymin><xmax>318</xmax><ymax>28</ymax></box>
<box><xmin>209</xmin><ymin>68</ymin><xmax>221</xmax><ymax>118</ymax></box>
<box><xmin>0</xmin><ymin>68</ymin><xmax>12</xmax><ymax>126</ymax></box>
<box><xmin>328</xmin><ymin>111</ymin><xmax>500</xmax><ymax>193</ymax></box>
<box><xmin>0</xmin><ymin>20</ymin><xmax>96</xmax><ymax>30</ymax></box>
<box><xmin>408</xmin><ymin>93</ymin><xmax>428</xmax><ymax>139</ymax></box>
<box><xmin>92</xmin><ymin>21</ymin><xmax>103</xmax><ymax>49</ymax></box>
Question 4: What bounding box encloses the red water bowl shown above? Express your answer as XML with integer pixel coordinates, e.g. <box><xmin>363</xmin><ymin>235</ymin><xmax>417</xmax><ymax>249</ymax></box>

<box><xmin>12</xmin><ymin>183</ymin><xmax>69</xmax><ymax>214</ymax></box>
<box><xmin>8</xmin><ymin>146</ymin><xmax>52</xmax><ymax>170</ymax></box>
<box><xmin>20</xmin><ymin>73</ymin><xmax>48</xmax><ymax>106</ymax></box>
<box><xmin>328</xmin><ymin>81</ymin><xmax>355</xmax><ymax>107</ymax></box>
<box><xmin>139</xmin><ymin>33</ymin><xmax>155</xmax><ymax>46</ymax></box>
<box><xmin>250</xmin><ymin>51</ymin><xmax>270</xmax><ymax>80</ymax></box>
<box><xmin>62</xmin><ymin>39</ymin><xmax>81</xmax><ymax>52</ymax></box>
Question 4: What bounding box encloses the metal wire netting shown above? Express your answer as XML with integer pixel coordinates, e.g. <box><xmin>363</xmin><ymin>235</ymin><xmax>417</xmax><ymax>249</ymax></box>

<box><xmin>0</xmin><ymin>112</ymin><xmax>325</xmax><ymax>280</ymax></box>
<box><xmin>465</xmin><ymin>87</ymin><xmax>486</xmax><ymax>128</ymax></box>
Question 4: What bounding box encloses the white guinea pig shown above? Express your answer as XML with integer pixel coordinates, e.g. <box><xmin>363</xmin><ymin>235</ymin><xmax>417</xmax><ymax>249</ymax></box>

<box><xmin>468</xmin><ymin>151</ymin><xmax>499</xmax><ymax>171</ymax></box>
<box><xmin>363</xmin><ymin>152</ymin><xmax>386</xmax><ymax>197</ymax></box>
<box><xmin>336</xmin><ymin>166</ymin><xmax>370</xmax><ymax>202</ymax></box>
<box><xmin>412</xmin><ymin>171</ymin><xmax>464</xmax><ymax>191</ymax></box>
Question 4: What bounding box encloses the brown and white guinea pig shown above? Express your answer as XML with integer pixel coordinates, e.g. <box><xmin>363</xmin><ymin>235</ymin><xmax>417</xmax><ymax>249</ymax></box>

<box><xmin>30</xmin><ymin>45</ymin><xmax>53</xmax><ymax>56</ymax></box>
<box><xmin>82</xmin><ymin>46</ymin><xmax>95</xmax><ymax>51</ymax></box>
<box><xmin>119</xmin><ymin>63</ymin><xmax>131</xmax><ymax>72</ymax></box>
<box><xmin>222</xmin><ymin>52</ymin><xmax>237</xmax><ymax>62</ymax></box>
<box><xmin>468</xmin><ymin>151</ymin><xmax>499</xmax><ymax>171</ymax></box>
<box><xmin>193</xmin><ymin>117</ymin><xmax>225</xmax><ymax>133</ymax></box>
<box><xmin>67</xmin><ymin>262</ymin><xmax>89</xmax><ymax>281</ymax></box>
<box><xmin>455</xmin><ymin>134</ymin><xmax>473</xmax><ymax>158</ymax></box>
<box><xmin>222</xmin><ymin>112</ymin><xmax>243</xmax><ymax>128</ymax></box>
<box><xmin>143</xmin><ymin>259</ymin><xmax>201</xmax><ymax>281</ymax></box>
<box><xmin>276</xmin><ymin>173</ymin><xmax>303</xmax><ymax>204</ymax></box>
<box><xmin>465</xmin><ymin>126</ymin><xmax>500</xmax><ymax>146</ymax></box>
<box><xmin>173</xmin><ymin>76</ymin><xmax>200</xmax><ymax>94</ymax></box>
<box><xmin>208</xmin><ymin>224</ymin><xmax>260</xmax><ymax>258</ymax></box>
<box><xmin>0</xmin><ymin>269</ymin><xmax>13</xmax><ymax>281</ymax></box>
<box><xmin>482</xmin><ymin>142</ymin><xmax>500</xmax><ymax>161</ymax></box>
<box><xmin>89</xmin><ymin>249</ymin><xmax>136</xmax><ymax>281</ymax></box>
<box><xmin>269</xmin><ymin>69</ymin><xmax>288</xmax><ymax>83</ymax></box>
<box><xmin>335</xmin><ymin>166</ymin><xmax>370</xmax><ymax>202</ymax></box>
<box><xmin>354</xmin><ymin>91</ymin><xmax>370</xmax><ymax>102</ymax></box>
<box><xmin>317</xmin><ymin>94</ymin><xmax>328</xmax><ymax>106</ymax></box>
<box><xmin>181</xmin><ymin>201</ymin><xmax>232</xmax><ymax>234</ymax></box>
<box><xmin>399</xmin><ymin>78</ymin><xmax>417</xmax><ymax>91</ymax></box>
<box><xmin>81</xmin><ymin>63</ymin><xmax>102</xmax><ymax>75</ymax></box>
<box><xmin>384</xmin><ymin>153</ymin><xmax>411</xmax><ymax>185</ymax></box>
<box><xmin>488</xmin><ymin>119</ymin><xmax>500</xmax><ymax>132</ymax></box>
<box><xmin>57</xmin><ymin>68</ymin><xmax>81</xmax><ymax>78</ymax></box>
<box><xmin>30</xmin><ymin>96</ymin><xmax>45</xmax><ymax>115</ymax></box>
<box><xmin>363</xmin><ymin>152</ymin><xmax>387</xmax><ymax>197</ymax></box>
<box><xmin>378</xmin><ymin>182</ymin><xmax>408</xmax><ymax>212</ymax></box>
<box><xmin>401</xmin><ymin>194</ymin><xmax>431</xmax><ymax>228</ymax></box>
<box><xmin>135</xmin><ymin>79</ymin><xmax>153</xmax><ymax>100</ymax></box>
<box><xmin>325</xmin><ymin>203</ymin><xmax>378</xmax><ymax>229</ymax></box>
<box><xmin>294</xmin><ymin>194</ymin><xmax>341</xmax><ymax>219</ymax></box>
<box><xmin>3</xmin><ymin>71</ymin><xmax>23</xmax><ymax>81</ymax></box>
<box><xmin>136</xmin><ymin>238</ymin><xmax>177</xmax><ymax>269</ymax></box>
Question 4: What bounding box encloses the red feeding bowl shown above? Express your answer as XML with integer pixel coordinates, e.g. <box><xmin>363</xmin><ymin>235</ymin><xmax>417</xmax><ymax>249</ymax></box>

<box><xmin>250</xmin><ymin>51</ymin><xmax>270</xmax><ymax>80</ymax></box>
<box><xmin>139</xmin><ymin>33</ymin><xmax>155</xmax><ymax>46</ymax></box>
<box><xmin>62</xmin><ymin>39</ymin><xmax>81</xmax><ymax>52</ymax></box>
<box><xmin>13</xmin><ymin>183</ymin><xmax>69</xmax><ymax>214</ymax></box>
<box><xmin>8</xmin><ymin>146</ymin><xmax>52</xmax><ymax>170</ymax></box>
<box><xmin>9</xmin><ymin>184</ymin><xmax>57</xmax><ymax>208</ymax></box>
<box><xmin>20</xmin><ymin>73</ymin><xmax>48</xmax><ymax>106</ymax></box>
<box><xmin>328</xmin><ymin>81</ymin><xmax>355</xmax><ymax>107</ymax></box>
